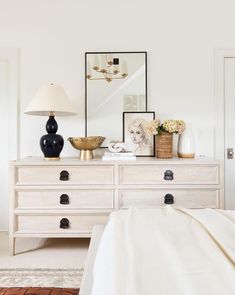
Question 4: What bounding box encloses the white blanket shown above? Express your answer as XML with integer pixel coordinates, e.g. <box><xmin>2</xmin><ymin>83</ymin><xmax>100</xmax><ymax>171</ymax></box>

<box><xmin>91</xmin><ymin>206</ymin><xmax>235</xmax><ymax>295</ymax></box>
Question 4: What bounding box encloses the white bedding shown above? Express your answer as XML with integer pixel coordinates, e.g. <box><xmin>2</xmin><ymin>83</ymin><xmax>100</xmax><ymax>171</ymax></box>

<box><xmin>91</xmin><ymin>206</ymin><xmax>235</xmax><ymax>295</ymax></box>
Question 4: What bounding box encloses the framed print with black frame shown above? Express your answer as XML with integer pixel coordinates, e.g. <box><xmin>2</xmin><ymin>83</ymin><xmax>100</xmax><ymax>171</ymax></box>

<box><xmin>123</xmin><ymin>111</ymin><xmax>155</xmax><ymax>157</ymax></box>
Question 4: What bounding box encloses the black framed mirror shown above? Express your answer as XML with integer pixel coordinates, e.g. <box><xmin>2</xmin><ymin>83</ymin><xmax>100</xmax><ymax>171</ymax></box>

<box><xmin>85</xmin><ymin>51</ymin><xmax>147</xmax><ymax>147</ymax></box>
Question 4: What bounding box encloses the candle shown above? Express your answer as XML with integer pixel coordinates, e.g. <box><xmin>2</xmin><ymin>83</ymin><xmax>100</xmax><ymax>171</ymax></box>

<box><xmin>112</xmin><ymin>64</ymin><xmax>119</xmax><ymax>74</ymax></box>
<box><xmin>107</xmin><ymin>54</ymin><xmax>113</xmax><ymax>65</ymax></box>
<box><xmin>100</xmin><ymin>54</ymin><xmax>106</xmax><ymax>71</ymax></box>
<box><xmin>87</xmin><ymin>62</ymin><xmax>92</xmax><ymax>78</ymax></box>
<box><xmin>121</xmin><ymin>60</ymin><xmax>128</xmax><ymax>76</ymax></box>
<box><xmin>93</xmin><ymin>55</ymin><xmax>100</xmax><ymax>70</ymax></box>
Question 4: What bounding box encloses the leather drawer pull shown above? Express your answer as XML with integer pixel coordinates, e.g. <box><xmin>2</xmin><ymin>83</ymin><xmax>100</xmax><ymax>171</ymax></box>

<box><xmin>60</xmin><ymin>218</ymin><xmax>70</xmax><ymax>229</ymax></box>
<box><xmin>60</xmin><ymin>170</ymin><xmax>69</xmax><ymax>181</ymax></box>
<box><xmin>60</xmin><ymin>194</ymin><xmax>69</xmax><ymax>205</ymax></box>
<box><xmin>164</xmin><ymin>170</ymin><xmax>174</xmax><ymax>181</ymax></box>
<box><xmin>164</xmin><ymin>194</ymin><xmax>174</xmax><ymax>204</ymax></box>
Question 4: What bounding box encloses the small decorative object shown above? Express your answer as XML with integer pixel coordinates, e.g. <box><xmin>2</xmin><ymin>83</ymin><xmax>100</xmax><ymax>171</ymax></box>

<box><xmin>108</xmin><ymin>142</ymin><xmax>127</xmax><ymax>153</ymax></box>
<box><xmin>123</xmin><ymin>112</ymin><xmax>155</xmax><ymax>156</ymax></box>
<box><xmin>178</xmin><ymin>123</ymin><xmax>195</xmax><ymax>158</ymax></box>
<box><xmin>24</xmin><ymin>84</ymin><xmax>77</xmax><ymax>160</ymax></box>
<box><xmin>68</xmin><ymin>136</ymin><xmax>105</xmax><ymax>160</ymax></box>
<box><xmin>145</xmin><ymin>119</ymin><xmax>185</xmax><ymax>159</ymax></box>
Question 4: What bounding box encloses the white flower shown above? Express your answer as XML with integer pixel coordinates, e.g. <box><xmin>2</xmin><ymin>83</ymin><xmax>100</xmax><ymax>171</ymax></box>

<box><xmin>144</xmin><ymin>119</ymin><xmax>161</xmax><ymax>135</ymax></box>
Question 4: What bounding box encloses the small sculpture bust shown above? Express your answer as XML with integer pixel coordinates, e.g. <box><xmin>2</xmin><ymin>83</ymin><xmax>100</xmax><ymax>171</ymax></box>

<box><xmin>108</xmin><ymin>142</ymin><xmax>127</xmax><ymax>153</ymax></box>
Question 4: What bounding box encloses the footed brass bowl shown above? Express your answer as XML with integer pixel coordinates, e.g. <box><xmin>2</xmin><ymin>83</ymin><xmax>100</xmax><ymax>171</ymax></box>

<box><xmin>68</xmin><ymin>136</ymin><xmax>105</xmax><ymax>160</ymax></box>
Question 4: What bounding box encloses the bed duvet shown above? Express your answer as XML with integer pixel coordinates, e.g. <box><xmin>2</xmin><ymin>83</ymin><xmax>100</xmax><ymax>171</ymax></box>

<box><xmin>91</xmin><ymin>206</ymin><xmax>235</xmax><ymax>295</ymax></box>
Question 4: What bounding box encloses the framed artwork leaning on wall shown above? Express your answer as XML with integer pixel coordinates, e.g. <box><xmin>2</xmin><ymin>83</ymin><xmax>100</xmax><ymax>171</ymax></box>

<box><xmin>123</xmin><ymin>111</ymin><xmax>155</xmax><ymax>156</ymax></box>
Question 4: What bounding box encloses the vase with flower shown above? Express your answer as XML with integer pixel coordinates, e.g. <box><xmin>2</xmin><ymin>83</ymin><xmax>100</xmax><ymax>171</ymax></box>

<box><xmin>145</xmin><ymin>119</ymin><xmax>185</xmax><ymax>158</ymax></box>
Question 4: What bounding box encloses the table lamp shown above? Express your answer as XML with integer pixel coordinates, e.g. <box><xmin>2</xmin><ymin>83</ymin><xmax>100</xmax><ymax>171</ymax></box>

<box><xmin>24</xmin><ymin>83</ymin><xmax>77</xmax><ymax>159</ymax></box>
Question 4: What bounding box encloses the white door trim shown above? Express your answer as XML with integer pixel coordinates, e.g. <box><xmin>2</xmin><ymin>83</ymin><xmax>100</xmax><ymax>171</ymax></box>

<box><xmin>214</xmin><ymin>48</ymin><xmax>235</xmax><ymax>208</ymax></box>
<box><xmin>214</xmin><ymin>49</ymin><xmax>235</xmax><ymax>160</ymax></box>
<box><xmin>0</xmin><ymin>48</ymin><xmax>19</xmax><ymax>160</ymax></box>
<box><xmin>0</xmin><ymin>48</ymin><xmax>19</xmax><ymax>231</ymax></box>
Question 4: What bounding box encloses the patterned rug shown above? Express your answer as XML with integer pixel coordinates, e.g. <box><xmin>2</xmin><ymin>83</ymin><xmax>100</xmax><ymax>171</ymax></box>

<box><xmin>0</xmin><ymin>269</ymin><xmax>83</xmax><ymax>288</ymax></box>
<box><xmin>0</xmin><ymin>288</ymin><xmax>79</xmax><ymax>294</ymax></box>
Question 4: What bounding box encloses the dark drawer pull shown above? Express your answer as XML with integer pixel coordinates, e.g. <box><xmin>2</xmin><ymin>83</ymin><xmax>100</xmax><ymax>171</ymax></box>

<box><xmin>164</xmin><ymin>194</ymin><xmax>174</xmax><ymax>204</ymax></box>
<box><xmin>60</xmin><ymin>218</ymin><xmax>70</xmax><ymax>229</ymax></box>
<box><xmin>60</xmin><ymin>194</ymin><xmax>69</xmax><ymax>205</ymax></box>
<box><xmin>164</xmin><ymin>170</ymin><xmax>174</xmax><ymax>181</ymax></box>
<box><xmin>60</xmin><ymin>170</ymin><xmax>69</xmax><ymax>181</ymax></box>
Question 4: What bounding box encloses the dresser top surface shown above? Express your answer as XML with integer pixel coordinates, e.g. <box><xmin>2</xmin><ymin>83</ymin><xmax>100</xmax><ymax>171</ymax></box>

<box><xmin>12</xmin><ymin>157</ymin><xmax>221</xmax><ymax>166</ymax></box>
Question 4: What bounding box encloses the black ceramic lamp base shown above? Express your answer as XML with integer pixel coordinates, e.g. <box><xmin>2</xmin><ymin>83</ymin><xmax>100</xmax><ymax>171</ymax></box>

<box><xmin>40</xmin><ymin>115</ymin><xmax>64</xmax><ymax>159</ymax></box>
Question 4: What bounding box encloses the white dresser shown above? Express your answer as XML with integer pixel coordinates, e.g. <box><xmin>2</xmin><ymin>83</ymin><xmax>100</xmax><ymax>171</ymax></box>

<box><xmin>10</xmin><ymin>157</ymin><xmax>223</xmax><ymax>254</ymax></box>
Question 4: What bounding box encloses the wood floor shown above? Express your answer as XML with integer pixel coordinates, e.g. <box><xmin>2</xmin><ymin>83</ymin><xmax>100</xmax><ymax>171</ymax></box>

<box><xmin>0</xmin><ymin>288</ymin><xmax>79</xmax><ymax>295</ymax></box>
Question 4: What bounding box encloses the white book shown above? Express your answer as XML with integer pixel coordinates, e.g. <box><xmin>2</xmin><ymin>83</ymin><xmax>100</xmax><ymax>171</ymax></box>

<box><xmin>102</xmin><ymin>156</ymin><xmax>136</xmax><ymax>161</ymax></box>
<box><xmin>104</xmin><ymin>152</ymin><xmax>134</xmax><ymax>157</ymax></box>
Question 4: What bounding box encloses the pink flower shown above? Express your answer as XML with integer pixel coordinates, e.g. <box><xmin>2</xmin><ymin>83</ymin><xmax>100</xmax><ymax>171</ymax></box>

<box><xmin>144</xmin><ymin>119</ymin><xmax>161</xmax><ymax>135</ymax></box>
<box><xmin>176</xmin><ymin>120</ymin><xmax>186</xmax><ymax>134</ymax></box>
<box><xmin>144</xmin><ymin>119</ymin><xmax>185</xmax><ymax>135</ymax></box>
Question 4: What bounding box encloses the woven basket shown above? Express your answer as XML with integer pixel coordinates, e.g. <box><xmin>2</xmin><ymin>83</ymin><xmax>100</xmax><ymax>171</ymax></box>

<box><xmin>155</xmin><ymin>132</ymin><xmax>173</xmax><ymax>159</ymax></box>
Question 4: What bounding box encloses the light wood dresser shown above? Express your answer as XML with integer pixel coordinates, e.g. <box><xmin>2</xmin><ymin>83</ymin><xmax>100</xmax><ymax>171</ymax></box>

<box><xmin>10</xmin><ymin>157</ymin><xmax>223</xmax><ymax>254</ymax></box>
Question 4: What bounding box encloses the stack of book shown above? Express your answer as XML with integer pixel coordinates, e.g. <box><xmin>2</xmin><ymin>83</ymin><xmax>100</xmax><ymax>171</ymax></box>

<box><xmin>102</xmin><ymin>151</ymin><xmax>136</xmax><ymax>161</ymax></box>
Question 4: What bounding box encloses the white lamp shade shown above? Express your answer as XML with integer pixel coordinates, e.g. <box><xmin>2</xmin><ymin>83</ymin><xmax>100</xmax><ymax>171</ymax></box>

<box><xmin>24</xmin><ymin>84</ymin><xmax>78</xmax><ymax>116</ymax></box>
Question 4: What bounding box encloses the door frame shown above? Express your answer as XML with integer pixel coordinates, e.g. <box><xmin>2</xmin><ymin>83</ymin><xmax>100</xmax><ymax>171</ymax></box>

<box><xmin>214</xmin><ymin>48</ymin><xmax>235</xmax><ymax>159</ymax></box>
<box><xmin>214</xmin><ymin>48</ymin><xmax>235</xmax><ymax>208</ymax></box>
<box><xmin>0</xmin><ymin>48</ymin><xmax>19</xmax><ymax>159</ymax></box>
<box><xmin>0</xmin><ymin>48</ymin><xmax>19</xmax><ymax>231</ymax></box>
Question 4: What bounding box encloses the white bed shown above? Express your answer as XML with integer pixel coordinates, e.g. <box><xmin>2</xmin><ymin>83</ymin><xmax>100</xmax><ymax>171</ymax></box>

<box><xmin>80</xmin><ymin>206</ymin><xmax>235</xmax><ymax>295</ymax></box>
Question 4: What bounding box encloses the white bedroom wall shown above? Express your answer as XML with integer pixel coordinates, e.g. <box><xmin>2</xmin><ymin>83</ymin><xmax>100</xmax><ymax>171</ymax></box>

<box><xmin>0</xmin><ymin>0</ymin><xmax>235</xmax><ymax>157</ymax></box>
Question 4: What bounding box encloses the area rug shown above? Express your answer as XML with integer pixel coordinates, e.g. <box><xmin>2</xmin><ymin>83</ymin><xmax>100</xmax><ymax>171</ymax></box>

<box><xmin>0</xmin><ymin>288</ymin><xmax>79</xmax><ymax>294</ymax></box>
<box><xmin>0</xmin><ymin>269</ymin><xmax>83</xmax><ymax>288</ymax></box>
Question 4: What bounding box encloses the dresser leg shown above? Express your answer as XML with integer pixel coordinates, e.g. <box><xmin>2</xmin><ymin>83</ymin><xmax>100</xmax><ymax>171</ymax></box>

<box><xmin>9</xmin><ymin>237</ymin><xmax>15</xmax><ymax>256</ymax></box>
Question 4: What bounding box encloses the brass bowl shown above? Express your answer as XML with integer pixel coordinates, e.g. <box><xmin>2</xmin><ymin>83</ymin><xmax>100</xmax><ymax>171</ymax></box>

<box><xmin>68</xmin><ymin>136</ymin><xmax>105</xmax><ymax>160</ymax></box>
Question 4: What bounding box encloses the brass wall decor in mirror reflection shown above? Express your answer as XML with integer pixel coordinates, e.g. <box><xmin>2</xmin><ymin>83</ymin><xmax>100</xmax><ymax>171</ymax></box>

<box><xmin>86</xmin><ymin>54</ymin><xmax>128</xmax><ymax>82</ymax></box>
<box><xmin>85</xmin><ymin>51</ymin><xmax>147</xmax><ymax>147</ymax></box>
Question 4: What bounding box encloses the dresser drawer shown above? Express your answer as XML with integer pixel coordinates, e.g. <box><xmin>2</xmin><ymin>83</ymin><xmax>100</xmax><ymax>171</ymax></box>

<box><xmin>119</xmin><ymin>189</ymin><xmax>219</xmax><ymax>209</ymax></box>
<box><xmin>119</xmin><ymin>164</ymin><xmax>219</xmax><ymax>185</ymax></box>
<box><xmin>16</xmin><ymin>214</ymin><xmax>109</xmax><ymax>233</ymax></box>
<box><xmin>16</xmin><ymin>165</ymin><xmax>114</xmax><ymax>185</ymax></box>
<box><xmin>16</xmin><ymin>189</ymin><xmax>114</xmax><ymax>209</ymax></box>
